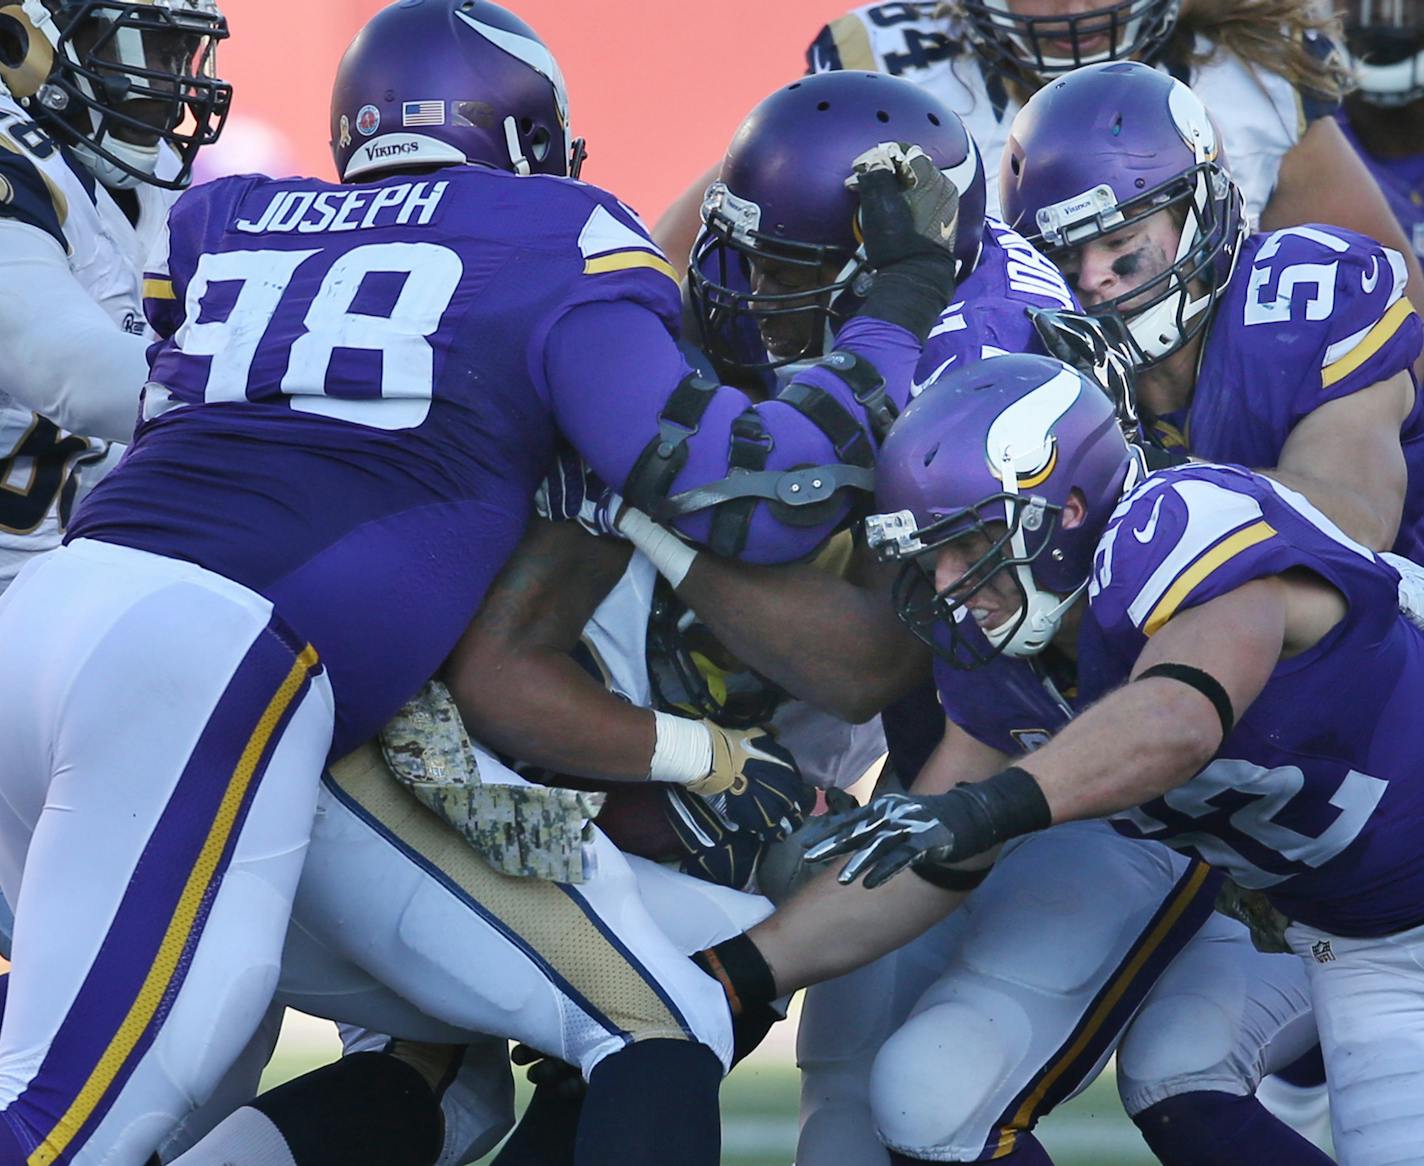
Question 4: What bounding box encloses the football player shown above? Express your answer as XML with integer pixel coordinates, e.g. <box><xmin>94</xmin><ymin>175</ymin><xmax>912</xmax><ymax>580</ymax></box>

<box><xmin>0</xmin><ymin>1</ymin><xmax>967</xmax><ymax>1163</ymax></box>
<box><xmin>1338</xmin><ymin>0</ymin><xmax>1424</xmax><ymax>262</ymax></box>
<box><xmin>508</xmin><ymin>72</ymin><xmax>1324</xmax><ymax>1166</ymax></box>
<box><xmin>0</xmin><ymin>0</ymin><xmax>230</xmax><ymax>591</ymax></box>
<box><xmin>999</xmin><ymin>61</ymin><xmax>1423</xmax><ymax>558</ymax></box>
<box><xmin>802</xmin><ymin>352</ymin><xmax>1424</xmax><ymax>1166</ymax></box>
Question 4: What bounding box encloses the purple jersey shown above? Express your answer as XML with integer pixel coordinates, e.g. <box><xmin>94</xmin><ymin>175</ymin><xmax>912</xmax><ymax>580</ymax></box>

<box><xmin>901</xmin><ymin>216</ymin><xmax>1078</xmax><ymax>773</ymax></box>
<box><xmin>72</xmin><ymin>166</ymin><xmax>923</xmax><ymax>754</ymax></box>
<box><xmin>1079</xmin><ymin>463</ymin><xmax>1424</xmax><ymax>937</ymax></box>
<box><xmin>916</xmin><ymin>216</ymin><xmax>1076</xmax><ymax>390</ymax></box>
<box><xmin>1337</xmin><ymin>111</ymin><xmax>1424</xmax><ymax>264</ymax></box>
<box><xmin>1148</xmin><ymin>224</ymin><xmax>1424</xmax><ymax>558</ymax></box>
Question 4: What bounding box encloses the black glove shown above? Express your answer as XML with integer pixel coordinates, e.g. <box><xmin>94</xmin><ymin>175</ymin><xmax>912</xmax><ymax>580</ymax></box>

<box><xmin>848</xmin><ymin>143</ymin><xmax>961</xmax><ymax>339</ymax></box>
<box><xmin>662</xmin><ymin>784</ymin><xmax>768</xmax><ymax>892</ymax></box>
<box><xmin>802</xmin><ymin>767</ymin><xmax>1051</xmax><ymax>889</ymax></box>
<box><xmin>509</xmin><ymin>1044</ymin><xmax>586</xmax><ymax>1101</ymax></box>
<box><xmin>1029</xmin><ymin>307</ymin><xmax>1140</xmax><ymax>437</ymax></box>
<box><xmin>694</xmin><ymin>723</ymin><xmax>817</xmax><ymax>838</ymax></box>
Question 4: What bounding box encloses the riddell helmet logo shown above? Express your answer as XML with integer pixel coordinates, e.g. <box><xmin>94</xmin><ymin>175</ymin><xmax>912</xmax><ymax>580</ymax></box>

<box><xmin>356</xmin><ymin>105</ymin><xmax>381</xmax><ymax>136</ymax></box>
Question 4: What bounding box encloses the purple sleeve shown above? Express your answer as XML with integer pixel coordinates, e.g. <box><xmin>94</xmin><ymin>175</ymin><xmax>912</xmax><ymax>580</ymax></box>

<box><xmin>546</xmin><ymin>301</ymin><xmax>922</xmax><ymax>563</ymax></box>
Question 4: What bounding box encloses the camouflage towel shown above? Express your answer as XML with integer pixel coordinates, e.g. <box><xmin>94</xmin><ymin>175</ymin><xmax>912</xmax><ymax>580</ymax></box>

<box><xmin>1214</xmin><ymin>877</ymin><xmax>1293</xmax><ymax>954</ymax></box>
<box><xmin>380</xmin><ymin>680</ymin><xmax>605</xmax><ymax>883</ymax></box>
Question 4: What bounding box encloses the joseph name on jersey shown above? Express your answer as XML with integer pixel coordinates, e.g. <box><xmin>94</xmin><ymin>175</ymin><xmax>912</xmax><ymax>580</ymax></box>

<box><xmin>1156</xmin><ymin>223</ymin><xmax>1424</xmax><ymax>557</ymax></box>
<box><xmin>808</xmin><ymin>2</ymin><xmax>1334</xmax><ymax>223</ymax></box>
<box><xmin>0</xmin><ymin>92</ymin><xmax>170</xmax><ymax>587</ymax></box>
<box><xmin>70</xmin><ymin>163</ymin><xmax>684</xmax><ymax>755</ymax></box>
<box><xmin>1080</xmin><ymin>463</ymin><xmax>1424</xmax><ymax>937</ymax></box>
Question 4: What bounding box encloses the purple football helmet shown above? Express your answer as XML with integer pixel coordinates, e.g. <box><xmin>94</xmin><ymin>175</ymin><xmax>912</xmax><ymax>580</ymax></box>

<box><xmin>688</xmin><ymin>70</ymin><xmax>986</xmax><ymax>380</ymax></box>
<box><xmin>999</xmin><ymin>61</ymin><xmax>1245</xmax><ymax>368</ymax></box>
<box><xmin>330</xmin><ymin>0</ymin><xmax>584</xmax><ymax>183</ymax></box>
<box><xmin>866</xmin><ymin>353</ymin><xmax>1136</xmax><ymax>666</ymax></box>
<box><xmin>959</xmin><ymin>0</ymin><xmax>1182</xmax><ymax>81</ymax></box>
<box><xmin>1345</xmin><ymin>0</ymin><xmax>1424</xmax><ymax>106</ymax></box>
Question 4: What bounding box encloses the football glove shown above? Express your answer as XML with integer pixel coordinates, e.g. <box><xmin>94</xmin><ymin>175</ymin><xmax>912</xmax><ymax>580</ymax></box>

<box><xmin>691</xmin><ymin>724</ymin><xmax>816</xmax><ymax>838</ymax></box>
<box><xmin>535</xmin><ymin>445</ymin><xmax>623</xmax><ymax>538</ymax></box>
<box><xmin>1381</xmin><ymin>551</ymin><xmax>1424</xmax><ymax>631</ymax></box>
<box><xmin>509</xmin><ymin>1044</ymin><xmax>586</xmax><ymax>1101</ymax></box>
<box><xmin>1029</xmin><ymin>307</ymin><xmax>1140</xmax><ymax>437</ymax></box>
<box><xmin>1215</xmin><ymin>877</ymin><xmax>1293</xmax><ymax>955</ymax></box>
<box><xmin>846</xmin><ymin>142</ymin><xmax>960</xmax><ymax>269</ymax></box>
<box><xmin>803</xmin><ymin>769</ymin><xmax>1050</xmax><ymax>889</ymax></box>
<box><xmin>662</xmin><ymin>785</ymin><xmax>767</xmax><ymax>892</ymax></box>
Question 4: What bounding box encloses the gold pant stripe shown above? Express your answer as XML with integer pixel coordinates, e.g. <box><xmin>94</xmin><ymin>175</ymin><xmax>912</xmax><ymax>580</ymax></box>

<box><xmin>327</xmin><ymin>745</ymin><xmax>693</xmax><ymax>1046</ymax></box>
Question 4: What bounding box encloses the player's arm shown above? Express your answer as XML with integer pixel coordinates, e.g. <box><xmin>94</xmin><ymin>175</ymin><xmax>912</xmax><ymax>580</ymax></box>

<box><xmin>1261</xmin><ymin>116</ymin><xmax>1424</xmax><ymax>330</ymax></box>
<box><xmin>806</xmin><ymin>569</ymin><xmax>1348</xmax><ymax>893</ymax></box>
<box><xmin>651</xmin><ymin>161</ymin><xmax>719</xmax><ymax>280</ymax></box>
<box><xmin>444</xmin><ymin>518</ymin><xmax>655</xmax><ymax>780</ymax></box>
<box><xmin>1268</xmin><ymin>368</ymin><xmax>1415</xmax><ymax>550</ymax></box>
<box><xmin>0</xmin><ymin>219</ymin><xmax>147</xmax><ymax>442</ymax></box>
<box><xmin>621</xmin><ymin>533</ymin><xmax>929</xmax><ymax>723</ymax></box>
<box><xmin>712</xmin><ymin>716</ymin><xmax>1007</xmax><ymax>1005</ymax></box>
<box><xmin>553</xmin><ymin>149</ymin><xmax>962</xmax><ymax>565</ymax></box>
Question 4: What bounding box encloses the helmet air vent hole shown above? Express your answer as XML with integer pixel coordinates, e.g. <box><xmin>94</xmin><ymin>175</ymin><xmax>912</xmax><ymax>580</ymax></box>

<box><xmin>876</xmin><ymin>110</ymin><xmax>889</xmax><ymax>122</ymax></box>
<box><xmin>1135</xmin><ymin>177</ymin><xmax>1146</xmax><ymax>188</ymax></box>
<box><xmin>1111</xmin><ymin>115</ymin><xmax>1123</xmax><ymax>136</ymax></box>
<box><xmin>923</xmin><ymin>443</ymin><xmax>940</xmax><ymax>467</ymax></box>
<box><xmin>788</xmin><ymin>82</ymin><xmax>801</xmax><ymax>90</ymax></box>
<box><xmin>928</xmin><ymin>112</ymin><xmax>941</xmax><ymax>126</ymax></box>
<box><xmin>817</xmin><ymin>100</ymin><xmax>830</xmax><ymax>111</ymax></box>
<box><xmin>519</xmin><ymin>116</ymin><xmax>533</xmax><ymax>134</ymax></box>
<box><xmin>1010</xmin><ymin>156</ymin><xmax>1021</xmax><ymax>175</ymax></box>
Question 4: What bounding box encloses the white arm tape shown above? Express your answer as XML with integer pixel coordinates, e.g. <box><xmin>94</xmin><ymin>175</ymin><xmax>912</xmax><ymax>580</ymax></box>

<box><xmin>650</xmin><ymin>710</ymin><xmax>714</xmax><ymax>785</ymax></box>
<box><xmin>617</xmin><ymin>505</ymin><xmax>699</xmax><ymax>588</ymax></box>
<box><xmin>0</xmin><ymin>220</ymin><xmax>149</xmax><ymax>442</ymax></box>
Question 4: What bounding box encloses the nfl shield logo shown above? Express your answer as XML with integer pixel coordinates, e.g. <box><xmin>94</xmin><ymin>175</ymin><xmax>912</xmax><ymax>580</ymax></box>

<box><xmin>1311</xmin><ymin>939</ymin><xmax>1335</xmax><ymax>964</ymax></box>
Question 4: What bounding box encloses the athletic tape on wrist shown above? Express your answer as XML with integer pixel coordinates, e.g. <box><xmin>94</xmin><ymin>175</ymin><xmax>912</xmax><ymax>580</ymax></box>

<box><xmin>618</xmin><ymin>506</ymin><xmax>698</xmax><ymax>588</ymax></box>
<box><xmin>650</xmin><ymin>711</ymin><xmax>714</xmax><ymax>785</ymax></box>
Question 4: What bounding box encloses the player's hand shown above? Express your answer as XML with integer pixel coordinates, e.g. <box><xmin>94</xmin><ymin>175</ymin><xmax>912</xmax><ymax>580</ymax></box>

<box><xmin>1029</xmin><ymin>307</ymin><xmax>1140</xmax><ymax>435</ymax></box>
<box><xmin>846</xmin><ymin>142</ymin><xmax>960</xmax><ymax>270</ymax></box>
<box><xmin>688</xmin><ymin>723</ymin><xmax>816</xmax><ymax>838</ymax></box>
<box><xmin>535</xmin><ymin>446</ymin><xmax>624</xmax><ymax>538</ymax></box>
<box><xmin>509</xmin><ymin>1044</ymin><xmax>586</xmax><ymax>1101</ymax></box>
<box><xmin>662</xmin><ymin>785</ymin><xmax>768</xmax><ymax>891</ymax></box>
<box><xmin>1214</xmin><ymin>878</ymin><xmax>1293</xmax><ymax>954</ymax></box>
<box><xmin>801</xmin><ymin>789</ymin><xmax>983</xmax><ymax>888</ymax></box>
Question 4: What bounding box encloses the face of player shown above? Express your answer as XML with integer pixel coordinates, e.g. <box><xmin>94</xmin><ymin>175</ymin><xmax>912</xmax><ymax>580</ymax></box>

<box><xmin>69</xmin><ymin>14</ymin><xmax>210</xmax><ymax>146</ymax></box>
<box><xmin>931</xmin><ymin>523</ymin><xmax>1022</xmax><ymax>634</ymax></box>
<box><xmin>1001</xmin><ymin>0</ymin><xmax>1119</xmax><ymax>60</ymax></box>
<box><xmin>747</xmin><ymin>255</ymin><xmax>847</xmax><ymax>361</ymax></box>
<box><xmin>1053</xmin><ymin>206</ymin><xmax>1181</xmax><ymax>313</ymax></box>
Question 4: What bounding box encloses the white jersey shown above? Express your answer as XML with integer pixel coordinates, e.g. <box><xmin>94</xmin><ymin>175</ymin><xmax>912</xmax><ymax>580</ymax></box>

<box><xmin>580</xmin><ymin>551</ymin><xmax>887</xmax><ymax>791</ymax></box>
<box><xmin>0</xmin><ymin>90</ymin><xmax>176</xmax><ymax>589</ymax></box>
<box><xmin>809</xmin><ymin>3</ymin><xmax>1329</xmax><ymax>225</ymax></box>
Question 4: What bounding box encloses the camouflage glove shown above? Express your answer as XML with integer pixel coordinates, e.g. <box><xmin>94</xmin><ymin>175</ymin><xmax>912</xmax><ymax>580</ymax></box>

<box><xmin>1215</xmin><ymin>877</ymin><xmax>1293</xmax><ymax>954</ymax></box>
<box><xmin>846</xmin><ymin>142</ymin><xmax>960</xmax><ymax>270</ymax></box>
<box><xmin>689</xmin><ymin>723</ymin><xmax>817</xmax><ymax>838</ymax></box>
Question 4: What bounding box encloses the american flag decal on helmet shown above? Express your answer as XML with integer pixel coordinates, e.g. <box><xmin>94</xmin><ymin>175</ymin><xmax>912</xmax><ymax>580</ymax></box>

<box><xmin>403</xmin><ymin>100</ymin><xmax>446</xmax><ymax>127</ymax></box>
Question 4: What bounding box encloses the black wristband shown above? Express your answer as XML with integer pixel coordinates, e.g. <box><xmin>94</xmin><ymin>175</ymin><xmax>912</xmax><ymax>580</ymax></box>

<box><xmin>910</xmin><ymin>860</ymin><xmax>992</xmax><ymax>893</ymax></box>
<box><xmin>858</xmin><ymin>253</ymin><xmax>959</xmax><ymax>341</ymax></box>
<box><xmin>1137</xmin><ymin>661</ymin><xmax>1235</xmax><ymax>741</ymax></box>
<box><xmin>692</xmin><ymin>932</ymin><xmax>776</xmax><ymax>1018</ymax></box>
<box><xmin>926</xmin><ymin>765</ymin><xmax>1052</xmax><ymax>855</ymax></box>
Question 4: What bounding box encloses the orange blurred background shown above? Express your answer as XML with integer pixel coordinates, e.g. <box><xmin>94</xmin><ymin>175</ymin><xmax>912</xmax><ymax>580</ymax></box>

<box><xmin>220</xmin><ymin>0</ymin><xmax>844</xmax><ymax>223</ymax></box>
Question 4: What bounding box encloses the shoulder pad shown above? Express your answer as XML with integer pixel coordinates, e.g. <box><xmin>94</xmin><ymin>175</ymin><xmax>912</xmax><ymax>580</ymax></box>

<box><xmin>807</xmin><ymin>4</ymin><xmax>960</xmax><ymax>78</ymax></box>
<box><xmin>0</xmin><ymin>141</ymin><xmax>69</xmax><ymax>252</ymax></box>
<box><xmin>576</xmin><ymin>200</ymin><xmax>677</xmax><ymax>285</ymax></box>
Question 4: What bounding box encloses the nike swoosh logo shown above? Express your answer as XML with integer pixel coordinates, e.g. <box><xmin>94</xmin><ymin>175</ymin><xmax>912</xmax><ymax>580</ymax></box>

<box><xmin>910</xmin><ymin>356</ymin><xmax>956</xmax><ymax>397</ymax></box>
<box><xmin>1363</xmin><ymin>255</ymin><xmax>1380</xmax><ymax>294</ymax></box>
<box><xmin>1133</xmin><ymin>495</ymin><xmax>1164</xmax><ymax>543</ymax></box>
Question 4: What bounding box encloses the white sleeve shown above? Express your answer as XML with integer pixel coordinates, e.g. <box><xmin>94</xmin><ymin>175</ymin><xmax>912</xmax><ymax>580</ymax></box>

<box><xmin>0</xmin><ymin>218</ymin><xmax>149</xmax><ymax>442</ymax></box>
